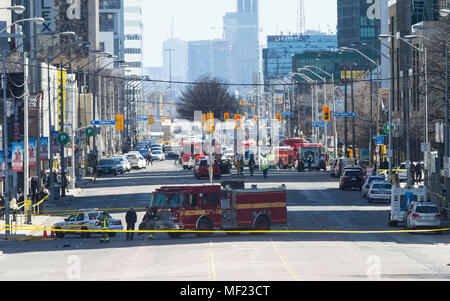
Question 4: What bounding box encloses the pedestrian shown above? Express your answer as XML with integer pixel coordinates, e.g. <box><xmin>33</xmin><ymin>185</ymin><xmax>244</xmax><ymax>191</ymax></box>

<box><xmin>235</xmin><ymin>156</ymin><xmax>241</xmax><ymax>176</ymax></box>
<box><xmin>297</xmin><ymin>155</ymin><xmax>304</xmax><ymax>172</ymax></box>
<box><xmin>415</xmin><ymin>163</ymin><xmax>423</xmax><ymax>183</ymax></box>
<box><xmin>239</xmin><ymin>157</ymin><xmax>244</xmax><ymax>176</ymax></box>
<box><xmin>410</xmin><ymin>162</ymin><xmax>416</xmax><ymax>183</ymax></box>
<box><xmin>125</xmin><ymin>207</ymin><xmax>137</xmax><ymax>241</ymax></box>
<box><xmin>307</xmin><ymin>153</ymin><xmax>313</xmax><ymax>172</ymax></box>
<box><xmin>0</xmin><ymin>194</ymin><xmax>5</xmax><ymax>220</ymax></box>
<box><xmin>141</xmin><ymin>207</ymin><xmax>156</xmax><ymax>240</ymax></box>
<box><xmin>262</xmin><ymin>157</ymin><xmax>269</xmax><ymax>179</ymax></box>
<box><xmin>99</xmin><ymin>211</ymin><xmax>111</xmax><ymax>243</ymax></box>
<box><xmin>249</xmin><ymin>155</ymin><xmax>256</xmax><ymax>176</ymax></box>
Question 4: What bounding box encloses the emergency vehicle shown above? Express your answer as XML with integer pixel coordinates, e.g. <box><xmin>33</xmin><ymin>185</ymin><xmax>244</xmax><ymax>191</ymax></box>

<box><xmin>53</xmin><ymin>209</ymin><xmax>124</xmax><ymax>238</ymax></box>
<box><xmin>148</xmin><ymin>184</ymin><xmax>288</xmax><ymax>239</ymax></box>
<box><xmin>181</xmin><ymin>140</ymin><xmax>203</xmax><ymax>170</ymax></box>
<box><xmin>388</xmin><ymin>185</ymin><xmax>428</xmax><ymax>227</ymax></box>
<box><xmin>298</xmin><ymin>143</ymin><xmax>327</xmax><ymax>171</ymax></box>
<box><xmin>273</xmin><ymin>146</ymin><xmax>295</xmax><ymax>169</ymax></box>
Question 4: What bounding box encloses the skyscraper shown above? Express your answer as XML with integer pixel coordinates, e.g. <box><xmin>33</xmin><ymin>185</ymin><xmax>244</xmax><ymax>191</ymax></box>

<box><xmin>99</xmin><ymin>0</ymin><xmax>125</xmax><ymax>66</ymax></box>
<box><xmin>223</xmin><ymin>0</ymin><xmax>259</xmax><ymax>95</ymax></box>
<box><xmin>124</xmin><ymin>0</ymin><xmax>143</xmax><ymax>77</ymax></box>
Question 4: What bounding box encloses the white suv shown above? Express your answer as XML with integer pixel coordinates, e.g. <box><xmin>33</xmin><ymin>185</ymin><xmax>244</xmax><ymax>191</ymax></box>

<box><xmin>404</xmin><ymin>202</ymin><xmax>442</xmax><ymax>233</ymax></box>
<box><xmin>53</xmin><ymin>209</ymin><xmax>123</xmax><ymax>238</ymax></box>
<box><xmin>361</xmin><ymin>176</ymin><xmax>387</xmax><ymax>199</ymax></box>
<box><xmin>367</xmin><ymin>181</ymin><xmax>392</xmax><ymax>203</ymax></box>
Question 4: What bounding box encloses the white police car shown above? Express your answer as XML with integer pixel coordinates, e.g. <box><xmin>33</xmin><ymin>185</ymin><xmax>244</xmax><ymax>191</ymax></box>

<box><xmin>53</xmin><ymin>209</ymin><xmax>123</xmax><ymax>238</ymax></box>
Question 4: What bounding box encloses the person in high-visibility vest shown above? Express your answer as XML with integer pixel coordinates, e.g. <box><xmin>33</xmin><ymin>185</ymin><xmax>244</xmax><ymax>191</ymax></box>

<box><xmin>262</xmin><ymin>157</ymin><xmax>269</xmax><ymax>179</ymax></box>
<box><xmin>99</xmin><ymin>212</ymin><xmax>110</xmax><ymax>243</ymax></box>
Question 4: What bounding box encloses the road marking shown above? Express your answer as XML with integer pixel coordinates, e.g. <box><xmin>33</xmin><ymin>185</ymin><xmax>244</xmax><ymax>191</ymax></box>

<box><xmin>270</xmin><ymin>239</ymin><xmax>301</xmax><ymax>281</ymax></box>
<box><xmin>208</xmin><ymin>241</ymin><xmax>216</xmax><ymax>281</ymax></box>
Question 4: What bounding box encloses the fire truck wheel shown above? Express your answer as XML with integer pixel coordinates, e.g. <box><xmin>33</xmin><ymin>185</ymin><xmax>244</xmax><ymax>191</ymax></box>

<box><xmin>168</xmin><ymin>232</ymin><xmax>183</xmax><ymax>239</ymax></box>
<box><xmin>252</xmin><ymin>215</ymin><xmax>271</xmax><ymax>234</ymax></box>
<box><xmin>196</xmin><ymin>218</ymin><xmax>213</xmax><ymax>237</ymax></box>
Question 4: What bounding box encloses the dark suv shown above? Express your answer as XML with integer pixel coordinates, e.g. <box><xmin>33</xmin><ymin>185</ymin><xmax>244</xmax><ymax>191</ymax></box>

<box><xmin>339</xmin><ymin>169</ymin><xmax>364</xmax><ymax>190</ymax></box>
<box><xmin>97</xmin><ymin>159</ymin><xmax>119</xmax><ymax>176</ymax></box>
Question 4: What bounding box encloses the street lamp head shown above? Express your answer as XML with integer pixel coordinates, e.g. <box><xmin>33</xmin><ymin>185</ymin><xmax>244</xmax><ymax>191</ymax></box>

<box><xmin>60</xmin><ymin>31</ymin><xmax>76</xmax><ymax>37</ymax></box>
<box><xmin>378</xmin><ymin>34</ymin><xmax>393</xmax><ymax>39</ymax></box>
<box><xmin>29</xmin><ymin>17</ymin><xmax>45</xmax><ymax>25</ymax></box>
<box><xmin>440</xmin><ymin>9</ymin><xmax>450</xmax><ymax>17</ymax></box>
<box><xmin>8</xmin><ymin>5</ymin><xmax>25</xmax><ymax>14</ymax></box>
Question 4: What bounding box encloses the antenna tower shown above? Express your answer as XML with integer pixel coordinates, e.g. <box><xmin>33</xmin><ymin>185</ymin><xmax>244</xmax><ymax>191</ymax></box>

<box><xmin>297</xmin><ymin>0</ymin><xmax>306</xmax><ymax>34</ymax></box>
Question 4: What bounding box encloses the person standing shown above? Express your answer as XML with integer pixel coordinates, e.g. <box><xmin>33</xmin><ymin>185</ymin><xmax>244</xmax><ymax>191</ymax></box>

<box><xmin>307</xmin><ymin>153</ymin><xmax>313</xmax><ymax>172</ymax></box>
<box><xmin>415</xmin><ymin>163</ymin><xmax>423</xmax><ymax>183</ymax></box>
<box><xmin>125</xmin><ymin>207</ymin><xmax>137</xmax><ymax>241</ymax></box>
<box><xmin>249</xmin><ymin>155</ymin><xmax>256</xmax><ymax>176</ymax></box>
<box><xmin>99</xmin><ymin>212</ymin><xmax>110</xmax><ymax>243</ymax></box>
<box><xmin>142</xmin><ymin>207</ymin><xmax>156</xmax><ymax>240</ymax></box>
<box><xmin>297</xmin><ymin>155</ymin><xmax>304</xmax><ymax>173</ymax></box>
<box><xmin>262</xmin><ymin>157</ymin><xmax>269</xmax><ymax>179</ymax></box>
<box><xmin>410</xmin><ymin>162</ymin><xmax>416</xmax><ymax>183</ymax></box>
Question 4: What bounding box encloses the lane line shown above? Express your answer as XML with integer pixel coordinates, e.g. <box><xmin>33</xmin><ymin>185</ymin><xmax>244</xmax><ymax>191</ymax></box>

<box><xmin>270</xmin><ymin>239</ymin><xmax>301</xmax><ymax>281</ymax></box>
<box><xmin>209</xmin><ymin>241</ymin><xmax>216</xmax><ymax>281</ymax></box>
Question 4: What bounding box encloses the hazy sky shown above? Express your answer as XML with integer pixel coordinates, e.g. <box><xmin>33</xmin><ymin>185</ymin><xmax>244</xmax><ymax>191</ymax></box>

<box><xmin>142</xmin><ymin>0</ymin><xmax>337</xmax><ymax>67</ymax></box>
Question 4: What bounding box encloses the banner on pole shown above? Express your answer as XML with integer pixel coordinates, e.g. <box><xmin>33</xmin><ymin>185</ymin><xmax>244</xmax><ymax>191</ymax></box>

<box><xmin>28</xmin><ymin>138</ymin><xmax>37</xmax><ymax>167</ymax></box>
<box><xmin>11</xmin><ymin>142</ymin><xmax>23</xmax><ymax>172</ymax></box>
<box><xmin>51</xmin><ymin>131</ymin><xmax>60</xmax><ymax>153</ymax></box>
<box><xmin>40</xmin><ymin>137</ymin><xmax>49</xmax><ymax>161</ymax></box>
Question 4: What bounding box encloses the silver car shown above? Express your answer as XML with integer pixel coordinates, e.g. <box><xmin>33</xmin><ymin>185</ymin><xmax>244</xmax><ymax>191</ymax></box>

<box><xmin>367</xmin><ymin>181</ymin><xmax>392</xmax><ymax>203</ymax></box>
<box><xmin>404</xmin><ymin>202</ymin><xmax>442</xmax><ymax>233</ymax></box>
<box><xmin>361</xmin><ymin>176</ymin><xmax>386</xmax><ymax>198</ymax></box>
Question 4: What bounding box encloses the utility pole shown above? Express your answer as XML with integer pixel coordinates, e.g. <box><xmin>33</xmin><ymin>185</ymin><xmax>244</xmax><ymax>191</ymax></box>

<box><xmin>344</xmin><ymin>66</ymin><xmax>348</xmax><ymax>153</ymax></box>
<box><xmin>351</xmin><ymin>65</ymin><xmax>356</xmax><ymax>159</ymax></box>
<box><xmin>24</xmin><ymin>54</ymin><xmax>31</xmax><ymax>224</ymax></box>
<box><xmin>59</xmin><ymin>63</ymin><xmax>66</xmax><ymax>197</ymax></box>
<box><xmin>3</xmin><ymin>50</ymin><xmax>10</xmax><ymax>235</ymax></box>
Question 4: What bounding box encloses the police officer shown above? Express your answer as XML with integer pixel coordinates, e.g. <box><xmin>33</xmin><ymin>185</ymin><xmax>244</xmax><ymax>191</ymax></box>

<box><xmin>125</xmin><ymin>207</ymin><xmax>137</xmax><ymax>241</ymax></box>
<box><xmin>248</xmin><ymin>155</ymin><xmax>256</xmax><ymax>176</ymax></box>
<box><xmin>307</xmin><ymin>153</ymin><xmax>314</xmax><ymax>172</ymax></box>
<box><xmin>99</xmin><ymin>212</ymin><xmax>110</xmax><ymax>243</ymax></box>
<box><xmin>262</xmin><ymin>158</ymin><xmax>269</xmax><ymax>179</ymax></box>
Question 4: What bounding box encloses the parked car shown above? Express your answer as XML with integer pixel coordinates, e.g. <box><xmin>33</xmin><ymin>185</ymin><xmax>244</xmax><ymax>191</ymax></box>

<box><xmin>126</xmin><ymin>154</ymin><xmax>139</xmax><ymax>169</ymax></box>
<box><xmin>118</xmin><ymin>156</ymin><xmax>132</xmax><ymax>172</ymax></box>
<box><xmin>367</xmin><ymin>181</ymin><xmax>392</xmax><ymax>203</ymax></box>
<box><xmin>53</xmin><ymin>209</ymin><xmax>123</xmax><ymax>238</ymax></box>
<box><xmin>114</xmin><ymin>156</ymin><xmax>128</xmax><ymax>173</ymax></box>
<box><xmin>336</xmin><ymin>158</ymin><xmax>358</xmax><ymax>177</ymax></box>
<box><xmin>339</xmin><ymin>168</ymin><xmax>364</xmax><ymax>190</ymax></box>
<box><xmin>404</xmin><ymin>202</ymin><xmax>442</xmax><ymax>233</ymax></box>
<box><xmin>194</xmin><ymin>158</ymin><xmax>221</xmax><ymax>180</ymax></box>
<box><xmin>397</xmin><ymin>162</ymin><xmax>408</xmax><ymax>182</ymax></box>
<box><xmin>219</xmin><ymin>159</ymin><xmax>232</xmax><ymax>175</ymax></box>
<box><xmin>137</xmin><ymin>156</ymin><xmax>147</xmax><ymax>169</ymax></box>
<box><xmin>361</xmin><ymin>176</ymin><xmax>386</xmax><ymax>198</ymax></box>
<box><xmin>151</xmin><ymin>150</ymin><xmax>166</xmax><ymax>161</ymax></box>
<box><xmin>97</xmin><ymin>159</ymin><xmax>119</xmax><ymax>176</ymax></box>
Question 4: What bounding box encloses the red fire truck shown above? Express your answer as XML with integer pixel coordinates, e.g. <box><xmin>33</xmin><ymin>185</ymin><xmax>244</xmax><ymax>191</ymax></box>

<box><xmin>283</xmin><ymin>138</ymin><xmax>309</xmax><ymax>161</ymax></box>
<box><xmin>149</xmin><ymin>184</ymin><xmax>287</xmax><ymax>239</ymax></box>
<box><xmin>273</xmin><ymin>146</ymin><xmax>295</xmax><ymax>169</ymax></box>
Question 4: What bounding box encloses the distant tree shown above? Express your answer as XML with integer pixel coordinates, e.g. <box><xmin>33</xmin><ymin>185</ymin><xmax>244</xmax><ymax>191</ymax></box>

<box><xmin>177</xmin><ymin>75</ymin><xmax>238</xmax><ymax>120</ymax></box>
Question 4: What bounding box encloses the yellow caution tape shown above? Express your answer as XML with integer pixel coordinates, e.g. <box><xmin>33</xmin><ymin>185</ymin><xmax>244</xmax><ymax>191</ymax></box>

<box><xmin>1</xmin><ymin>225</ymin><xmax>449</xmax><ymax>234</ymax></box>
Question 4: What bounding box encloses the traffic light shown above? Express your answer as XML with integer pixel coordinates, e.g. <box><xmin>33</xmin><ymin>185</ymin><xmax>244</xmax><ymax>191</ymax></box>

<box><xmin>235</xmin><ymin>114</ymin><xmax>242</xmax><ymax>129</ymax></box>
<box><xmin>276</xmin><ymin>114</ymin><xmax>282</xmax><ymax>122</ymax></box>
<box><xmin>323</xmin><ymin>106</ymin><xmax>330</xmax><ymax>122</ymax></box>
<box><xmin>116</xmin><ymin>115</ymin><xmax>124</xmax><ymax>131</ymax></box>
<box><xmin>148</xmin><ymin>115</ymin><xmax>154</xmax><ymax>126</ymax></box>
<box><xmin>224</xmin><ymin>113</ymin><xmax>230</xmax><ymax>121</ymax></box>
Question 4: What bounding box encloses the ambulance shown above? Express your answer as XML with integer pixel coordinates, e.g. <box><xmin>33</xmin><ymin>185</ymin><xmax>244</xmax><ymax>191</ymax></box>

<box><xmin>388</xmin><ymin>185</ymin><xmax>427</xmax><ymax>227</ymax></box>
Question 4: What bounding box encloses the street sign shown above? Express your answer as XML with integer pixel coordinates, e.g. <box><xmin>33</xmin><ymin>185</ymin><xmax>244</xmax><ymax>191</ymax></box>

<box><xmin>134</xmin><ymin>117</ymin><xmax>148</xmax><ymax>122</ymax></box>
<box><xmin>85</xmin><ymin>127</ymin><xmax>95</xmax><ymax>137</ymax></box>
<box><xmin>57</xmin><ymin>133</ymin><xmax>70</xmax><ymax>145</ymax></box>
<box><xmin>373</xmin><ymin>136</ymin><xmax>384</xmax><ymax>145</ymax></box>
<box><xmin>312</xmin><ymin>122</ymin><xmax>330</xmax><ymax>128</ymax></box>
<box><xmin>90</xmin><ymin>120</ymin><xmax>116</xmax><ymax>126</ymax></box>
<box><xmin>334</xmin><ymin>113</ymin><xmax>357</xmax><ymax>117</ymax></box>
<box><xmin>384</xmin><ymin>123</ymin><xmax>394</xmax><ymax>134</ymax></box>
<box><xmin>281</xmin><ymin>112</ymin><xmax>294</xmax><ymax>116</ymax></box>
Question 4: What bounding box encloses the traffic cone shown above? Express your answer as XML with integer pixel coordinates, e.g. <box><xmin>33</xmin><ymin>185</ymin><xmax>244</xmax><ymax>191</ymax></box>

<box><xmin>93</xmin><ymin>177</ymin><xmax>97</xmax><ymax>184</ymax></box>
<box><xmin>50</xmin><ymin>231</ymin><xmax>55</xmax><ymax>239</ymax></box>
<box><xmin>43</xmin><ymin>230</ymin><xmax>48</xmax><ymax>239</ymax></box>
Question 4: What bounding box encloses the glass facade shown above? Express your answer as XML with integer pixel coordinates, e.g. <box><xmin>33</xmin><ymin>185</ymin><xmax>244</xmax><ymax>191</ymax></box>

<box><xmin>263</xmin><ymin>34</ymin><xmax>337</xmax><ymax>82</ymax></box>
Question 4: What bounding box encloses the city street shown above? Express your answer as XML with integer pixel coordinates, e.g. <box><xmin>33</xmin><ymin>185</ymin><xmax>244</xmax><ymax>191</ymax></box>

<box><xmin>0</xmin><ymin>160</ymin><xmax>449</xmax><ymax>281</ymax></box>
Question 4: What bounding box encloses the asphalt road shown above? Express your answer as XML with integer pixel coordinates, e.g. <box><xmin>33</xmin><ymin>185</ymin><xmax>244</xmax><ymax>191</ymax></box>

<box><xmin>0</xmin><ymin>160</ymin><xmax>449</xmax><ymax>281</ymax></box>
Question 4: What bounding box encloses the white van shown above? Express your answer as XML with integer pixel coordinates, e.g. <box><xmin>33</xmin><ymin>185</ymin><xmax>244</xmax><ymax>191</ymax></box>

<box><xmin>389</xmin><ymin>185</ymin><xmax>427</xmax><ymax>227</ymax></box>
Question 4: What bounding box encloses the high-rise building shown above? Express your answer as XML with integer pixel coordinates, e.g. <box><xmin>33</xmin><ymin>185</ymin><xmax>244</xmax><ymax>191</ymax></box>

<box><xmin>262</xmin><ymin>33</ymin><xmax>337</xmax><ymax>82</ymax></box>
<box><xmin>99</xmin><ymin>0</ymin><xmax>125</xmax><ymax>66</ymax></box>
<box><xmin>223</xmin><ymin>0</ymin><xmax>259</xmax><ymax>94</ymax></box>
<box><xmin>163</xmin><ymin>38</ymin><xmax>187</xmax><ymax>83</ymax></box>
<box><xmin>337</xmin><ymin>0</ymin><xmax>381</xmax><ymax>66</ymax></box>
<box><xmin>187</xmin><ymin>39</ymin><xmax>232</xmax><ymax>83</ymax></box>
<box><xmin>123</xmin><ymin>0</ymin><xmax>143</xmax><ymax>77</ymax></box>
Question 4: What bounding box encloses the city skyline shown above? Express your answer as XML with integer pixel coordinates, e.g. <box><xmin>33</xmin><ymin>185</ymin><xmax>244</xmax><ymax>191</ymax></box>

<box><xmin>142</xmin><ymin>0</ymin><xmax>338</xmax><ymax>67</ymax></box>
